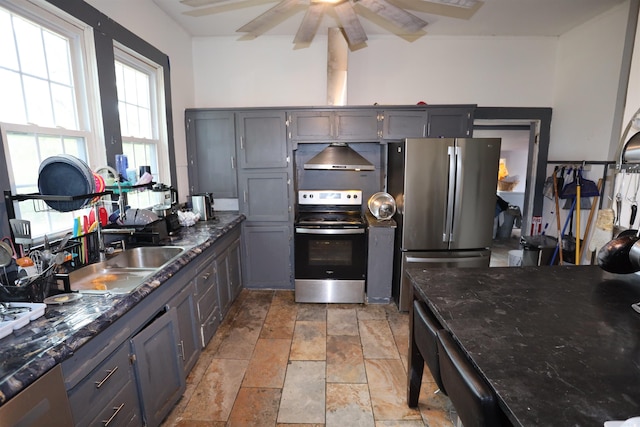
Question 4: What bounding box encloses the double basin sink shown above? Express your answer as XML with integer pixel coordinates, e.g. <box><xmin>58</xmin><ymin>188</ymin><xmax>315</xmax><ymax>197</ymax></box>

<box><xmin>67</xmin><ymin>246</ymin><xmax>186</xmax><ymax>294</ymax></box>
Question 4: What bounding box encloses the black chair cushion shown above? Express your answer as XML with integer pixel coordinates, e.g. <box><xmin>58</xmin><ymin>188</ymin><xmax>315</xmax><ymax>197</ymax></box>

<box><xmin>413</xmin><ymin>300</ymin><xmax>446</xmax><ymax>393</ymax></box>
<box><xmin>437</xmin><ymin>329</ymin><xmax>502</xmax><ymax>427</ymax></box>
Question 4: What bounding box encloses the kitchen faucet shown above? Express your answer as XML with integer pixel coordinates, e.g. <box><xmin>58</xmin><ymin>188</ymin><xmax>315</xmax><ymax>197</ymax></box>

<box><xmin>94</xmin><ymin>166</ymin><xmax>135</xmax><ymax>261</ymax></box>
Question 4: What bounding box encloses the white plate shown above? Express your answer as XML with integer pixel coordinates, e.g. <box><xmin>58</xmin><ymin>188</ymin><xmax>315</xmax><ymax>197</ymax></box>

<box><xmin>43</xmin><ymin>293</ymin><xmax>83</xmax><ymax>305</ymax></box>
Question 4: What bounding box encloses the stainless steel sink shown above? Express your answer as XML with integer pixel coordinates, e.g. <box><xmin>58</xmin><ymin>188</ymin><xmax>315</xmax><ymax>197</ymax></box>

<box><xmin>68</xmin><ymin>246</ymin><xmax>185</xmax><ymax>294</ymax></box>
<box><xmin>104</xmin><ymin>246</ymin><xmax>185</xmax><ymax>269</ymax></box>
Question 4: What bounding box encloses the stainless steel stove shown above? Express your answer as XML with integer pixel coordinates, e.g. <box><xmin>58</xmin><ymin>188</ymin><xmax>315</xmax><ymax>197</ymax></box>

<box><xmin>294</xmin><ymin>190</ymin><xmax>366</xmax><ymax>303</ymax></box>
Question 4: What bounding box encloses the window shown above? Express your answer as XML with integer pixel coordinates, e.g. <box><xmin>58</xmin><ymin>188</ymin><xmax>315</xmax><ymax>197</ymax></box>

<box><xmin>0</xmin><ymin>0</ymin><xmax>101</xmax><ymax>238</ymax></box>
<box><xmin>115</xmin><ymin>46</ymin><xmax>169</xmax><ymax>208</ymax></box>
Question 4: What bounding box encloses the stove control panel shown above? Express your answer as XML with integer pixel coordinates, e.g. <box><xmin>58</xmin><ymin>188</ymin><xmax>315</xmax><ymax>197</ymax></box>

<box><xmin>298</xmin><ymin>190</ymin><xmax>362</xmax><ymax>205</ymax></box>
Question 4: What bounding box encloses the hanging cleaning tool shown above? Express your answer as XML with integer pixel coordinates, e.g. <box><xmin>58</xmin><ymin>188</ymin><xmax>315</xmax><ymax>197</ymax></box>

<box><xmin>589</xmin><ymin>208</ymin><xmax>614</xmax><ymax>264</ymax></box>
<box><xmin>550</xmin><ymin>197</ymin><xmax>576</xmax><ymax>265</ymax></box>
<box><xmin>581</xmin><ymin>179</ymin><xmax>602</xmax><ymax>264</ymax></box>
<box><xmin>575</xmin><ymin>173</ymin><xmax>581</xmax><ymax>265</ymax></box>
<box><xmin>553</xmin><ymin>167</ymin><xmax>563</xmax><ymax>265</ymax></box>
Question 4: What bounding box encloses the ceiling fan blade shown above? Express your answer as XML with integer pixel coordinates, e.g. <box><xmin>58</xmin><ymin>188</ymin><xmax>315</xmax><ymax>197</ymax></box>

<box><xmin>358</xmin><ymin>0</ymin><xmax>427</xmax><ymax>32</ymax></box>
<box><xmin>236</xmin><ymin>0</ymin><xmax>301</xmax><ymax>34</ymax></box>
<box><xmin>184</xmin><ymin>0</ymin><xmax>279</xmax><ymax>17</ymax></box>
<box><xmin>181</xmin><ymin>0</ymin><xmax>227</xmax><ymax>7</ymax></box>
<box><xmin>389</xmin><ymin>0</ymin><xmax>482</xmax><ymax>19</ymax></box>
<box><xmin>425</xmin><ymin>0</ymin><xmax>477</xmax><ymax>7</ymax></box>
<box><xmin>333</xmin><ymin>1</ymin><xmax>368</xmax><ymax>46</ymax></box>
<box><xmin>294</xmin><ymin>3</ymin><xmax>325</xmax><ymax>44</ymax></box>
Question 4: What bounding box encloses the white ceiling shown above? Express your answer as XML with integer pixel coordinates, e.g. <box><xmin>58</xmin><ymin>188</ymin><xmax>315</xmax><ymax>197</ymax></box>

<box><xmin>152</xmin><ymin>0</ymin><xmax>627</xmax><ymax>40</ymax></box>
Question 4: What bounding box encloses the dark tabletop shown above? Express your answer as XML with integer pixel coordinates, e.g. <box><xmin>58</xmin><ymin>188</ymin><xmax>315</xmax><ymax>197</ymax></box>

<box><xmin>407</xmin><ymin>265</ymin><xmax>640</xmax><ymax>427</ymax></box>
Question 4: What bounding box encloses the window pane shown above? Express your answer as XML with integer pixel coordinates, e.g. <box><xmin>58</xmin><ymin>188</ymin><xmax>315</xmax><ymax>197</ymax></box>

<box><xmin>23</xmin><ymin>75</ymin><xmax>53</xmax><ymax>126</ymax></box>
<box><xmin>13</xmin><ymin>15</ymin><xmax>47</xmax><ymax>79</ymax></box>
<box><xmin>43</xmin><ymin>29</ymin><xmax>71</xmax><ymax>85</ymax></box>
<box><xmin>0</xmin><ymin>68</ymin><xmax>26</xmax><ymax>123</ymax></box>
<box><xmin>0</xmin><ymin>9</ymin><xmax>18</xmax><ymax>70</ymax></box>
<box><xmin>51</xmin><ymin>82</ymin><xmax>76</xmax><ymax>129</ymax></box>
<box><xmin>7</xmin><ymin>133</ymin><xmax>39</xmax><ymax>189</ymax></box>
<box><xmin>122</xmin><ymin>65</ymin><xmax>138</xmax><ymax>105</ymax></box>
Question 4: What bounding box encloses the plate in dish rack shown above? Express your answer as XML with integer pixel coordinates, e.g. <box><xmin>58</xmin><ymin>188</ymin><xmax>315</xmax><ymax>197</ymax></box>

<box><xmin>0</xmin><ymin>302</ymin><xmax>46</xmax><ymax>339</ymax></box>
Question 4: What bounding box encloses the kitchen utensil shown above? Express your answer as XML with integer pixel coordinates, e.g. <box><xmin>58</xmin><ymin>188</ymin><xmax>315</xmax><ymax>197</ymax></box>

<box><xmin>597</xmin><ymin>234</ymin><xmax>640</xmax><ymax>273</ymax></box>
<box><xmin>121</xmin><ymin>208</ymin><xmax>159</xmax><ymax>226</ymax></box>
<box><xmin>89</xmin><ymin>207</ymin><xmax>108</xmax><ymax>227</ymax></box>
<box><xmin>152</xmin><ymin>183</ymin><xmax>178</xmax><ymax>207</ymax></box>
<box><xmin>632</xmin><ymin>302</ymin><xmax>640</xmax><ymax>314</ymax></box>
<box><xmin>38</xmin><ymin>154</ymin><xmax>95</xmax><ymax>211</ymax></box>
<box><xmin>9</xmin><ymin>219</ymin><xmax>32</xmax><ymax>256</ymax></box>
<box><xmin>55</xmin><ymin>232</ymin><xmax>73</xmax><ymax>254</ymax></box>
<box><xmin>367</xmin><ymin>192</ymin><xmax>396</xmax><ymax>220</ymax></box>
<box><xmin>191</xmin><ymin>193</ymin><xmax>214</xmax><ymax>221</ymax></box>
<box><xmin>0</xmin><ymin>240</ymin><xmax>13</xmax><ymax>287</ymax></box>
<box><xmin>15</xmin><ymin>252</ymin><xmax>64</xmax><ymax>288</ymax></box>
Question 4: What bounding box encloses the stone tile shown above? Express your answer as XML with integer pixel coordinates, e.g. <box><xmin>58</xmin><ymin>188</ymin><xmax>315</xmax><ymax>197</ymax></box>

<box><xmin>327</xmin><ymin>308</ymin><xmax>359</xmax><ymax>336</ymax></box>
<box><xmin>387</xmin><ymin>312</ymin><xmax>409</xmax><ymax>370</ymax></box>
<box><xmin>175</xmin><ymin>420</ymin><xmax>226</xmax><ymax>427</ymax></box>
<box><xmin>357</xmin><ymin>304</ymin><xmax>387</xmax><ymax>320</ymax></box>
<box><xmin>326</xmin><ymin>383</ymin><xmax>375</xmax><ymax>427</ymax></box>
<box><xmin>365</xmin><ymin>359</ymin><xmax>422</xmax><ymax>421</ymax></box>
<box><xmin>260</xmin><ymin>302</ymin><xmax>297</xmax><ymax>339</ymax></box>
<box><xmin>272</xmin><ymin>290</ymin><xmax>296</xmax><ymax>306</ymax></box>
<box><xmin>242</xmin><ymin>338</ymin><xmax>291</xmax><ymax>388</ymax></box>
<box><xmin>418</xmin><ymin>379</ymin><xmax>455</xmax><ymax>426</ymax></box>
<box><xmin>214</xmin><ymin>297</ymin><xmax>270</xmax><ymax>359</ymax></box>
<box><xmin>181</xmin><ymin>358</ymin><xmax>249</xmax><ymax>422</ymax></box>
<box><xmin>227</xmin><ymin>387</ymin><xmax>282</xmax><ymax>426</ymax></box>
<box><xmin>374</xmin><ymin>421</ymin><xmax>428</xmax><ymax>427</ymax></box>
<box><xmin>290</xmin><ymin>321</ymin><xmax>326</xmax><ymax>361</ymax></box>
<box><xmin>276</xmin><ymin>424</ymin><xmax>324</xmax><ymax>427</ymax></box>
<box><xmin>296</xmin><ymin>303</ymin><xmax>327</xmax><ymax>321</ymax></box>
<box><xmin>359</xmin><ymin>320</ymin><xmax>400</xmax><ymax>360</ymax></box>
<box><xmin>326</xmin><ymin>335</ymin><xmax>367</xmax><ymax>383</ymax></box>
<box><xmin>277</xmin><ymin>361</ymin><xmax>326</xmax><ymax>424</ymax></box>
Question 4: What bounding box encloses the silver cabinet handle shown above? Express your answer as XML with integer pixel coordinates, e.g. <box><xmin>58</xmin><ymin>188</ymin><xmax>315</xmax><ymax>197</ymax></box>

<box><xmin>95</xmin><ymin>366</ymin><xmax>118</xmax><ymax>389</ymax></box>
<box><xmin>102</xmin><ymin>403</ymin><xmax>125</xmax><ymax>426</ymax></box>
<box><xmin>178</xmin><ymin>340</ymin><xmax>185</xmax><ymax>361</ymax></box>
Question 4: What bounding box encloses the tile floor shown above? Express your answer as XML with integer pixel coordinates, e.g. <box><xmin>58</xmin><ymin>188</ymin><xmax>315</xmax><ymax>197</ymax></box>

<box><xmin>161</xmin><ymin>290</ymin><xmax>456</xmax><ymax>427</ymax></box>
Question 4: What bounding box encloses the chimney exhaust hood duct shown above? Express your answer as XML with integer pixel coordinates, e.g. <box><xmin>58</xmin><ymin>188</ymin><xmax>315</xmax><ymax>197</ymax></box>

<box><xmin>304</xmin><ymin>142</ymin><xmax>375</xmax><ymax>171</ymax></box>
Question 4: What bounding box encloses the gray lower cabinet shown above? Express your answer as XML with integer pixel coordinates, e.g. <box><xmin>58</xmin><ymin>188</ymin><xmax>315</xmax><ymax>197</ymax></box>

<box><xmin>195</xmin><ymin>253</ymin><xmax>221</xmax><ymax>348</ymax></box>
<box><xmin>185</xmin><ymin>110</ymin><xmax>237</xmax><ymax>198</ymax></box>
<box><xmin>242</xmin><ymin>224</ymin><xmax>292</xmax><ymax>289</ymax></box>
<box><xmin>130</xmin><ymin>307</ymin><xmax>185</xmax><ymax>427</ymax></box>
<box><xmin>216</xmin><ymin>253</ymin><xmax>230</xmax><ymax>317</ymax></box>
<box><xmin>227</xmin><ymin>238</ymin><xmax>242</xmax><ymax>300</ymax></box>
<box><xmin>215</xmin><ymin>235</ymin><xmax>243</xmax><ymax>316</ymax></box>
<box><xmin>168</xmin><ymin>280</ymin><xmax>200</xmax><ymax>376</ymax></box>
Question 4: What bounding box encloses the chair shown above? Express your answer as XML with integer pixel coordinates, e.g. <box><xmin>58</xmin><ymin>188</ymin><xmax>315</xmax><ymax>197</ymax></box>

<box><xmin>413</xmin><ymin>300</ymin><xmax>446</xmax><ymax>393</ymax></box>
<box><xmin>436</xmin><ymin>329</ymin><xmax>503</xmax><ymax>427</ymax></box>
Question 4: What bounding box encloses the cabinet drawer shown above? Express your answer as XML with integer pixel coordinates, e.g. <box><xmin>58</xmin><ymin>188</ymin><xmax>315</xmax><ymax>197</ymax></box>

<box><xmin>196</xmin><ymin>279</ymin><xmax>218</xmax><ymax>323</ymax></box>
<box><xmin>69</xmin><ymin>343</ymin><xmax>132</xmax><ymax>425</ymax></box>
<box><xmin>86</xmin><ymin>379</ymin><xmax>141</xmax><ymax>427</ymax></box>
<box><xmin>200</xmin><ymin>306</ymin><xmax>221</xmax><ymax>348</ymax></box>
<box><xmin>195</xmin><ymin>262</ymin><xmax>215</xmax><ymax>296</ymax></box>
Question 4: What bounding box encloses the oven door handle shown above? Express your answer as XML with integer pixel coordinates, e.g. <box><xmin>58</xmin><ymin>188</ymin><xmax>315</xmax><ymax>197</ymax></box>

<box><xmin>295</xmin><ymin>228</ymin><xmax>366</xmax><ymax>235</ymax></box>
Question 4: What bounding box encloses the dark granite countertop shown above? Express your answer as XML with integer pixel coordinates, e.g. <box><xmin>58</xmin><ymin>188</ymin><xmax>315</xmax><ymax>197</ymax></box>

<box><xmin>407</xmin><ymin>265</ymin><xmax>640</xmax><ymax>426</ymax></box>
<box><xmin>0</xmin><ymin>212</ymin><xmax>244</xmax><ymax>405</ymax></box>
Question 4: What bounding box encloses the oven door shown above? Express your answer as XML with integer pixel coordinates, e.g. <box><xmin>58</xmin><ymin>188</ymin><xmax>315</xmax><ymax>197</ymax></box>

<box><xmin>294</xmin><ymin>227</ymin><xmax>367</xmax><ymax>280</ymax></box>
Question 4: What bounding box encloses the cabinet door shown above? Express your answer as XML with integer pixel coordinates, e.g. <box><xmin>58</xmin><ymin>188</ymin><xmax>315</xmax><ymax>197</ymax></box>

<box><xmin>290</xmin><ymin>111</ymin><xmax>333</xmax><ymax>141</ymax></box>
<box><xmin>169</xmin><ymin>280</ymin><xmax>200</xmax><ymax>376</ymax></box>
<box><xmin>242</xmin><ymin>224</ymin><xmax>292</xmax><ymax>289</ymax></box>
<box><xmin>239</xmin><ymin>172</ymin><xmax>291</xmax><ymax>222</ymax></box>
<box><xmin>426</xmin><ymin>107</ymin><xmax>474</xmax><ymax>138</ymax></box>
<box><xmin>216</xmin><ymin>253</ymin><xmax>231</xmax><ymax>317</ymax></box>
<box><xmin>335</xmin><ymin>110</ymin><xmax>380</xmax><ymax>141</ymax></box>
<box><xmin>227</xmin><ymin>238</ymin><xmax>242</xmax><ymax>301</ymax></box>
<box><xmin>186</xmin><ymin>110</ymin><xmax>237</xmax><ymax>197</ymax></box>
<box><xmin>131</xmin><ymin>307</ymin><xmax>185</xmax><ymax>427</ymax></box>
<box><xmin>237</xmin><ymin>111</ymin><xmax>288</xmax><ymax>169</ymax></box>
<box><xmin>382</xmin><ymin>110</ymin><xmax>427</xmax><ymax>139</ymax></box>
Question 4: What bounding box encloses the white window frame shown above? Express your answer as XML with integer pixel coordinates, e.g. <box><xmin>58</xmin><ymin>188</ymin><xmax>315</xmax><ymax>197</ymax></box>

<box><xmin>114</xmin><ymin>43</ymin><xmax>170</xmax><ymax>187</ymax></box>
<box><xmin>0</xmin><ymin>0</ymin><xmax>104</xmax><ymax>238</ymax></box>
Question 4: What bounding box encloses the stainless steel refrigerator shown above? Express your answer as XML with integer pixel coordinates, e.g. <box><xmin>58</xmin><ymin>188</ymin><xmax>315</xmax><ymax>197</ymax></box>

<box><xmin>387</xmin><ymin>138</ymin><xmax>502</xmax><ymax>311</ymax></box>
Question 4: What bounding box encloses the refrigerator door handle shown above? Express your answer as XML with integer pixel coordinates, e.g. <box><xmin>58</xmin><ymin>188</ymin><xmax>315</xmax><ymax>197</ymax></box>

<box><xmin>445</xmin><ymin>146</ymin><xmax>456</xmax><ymax>242</ymax></box>
<box><xmin>451</xmin><ymin>145</ymin><xmax>463</xmax><ymax>243</ymax></box>
<box><xmin>405</xmin><ymin>255</ymin><xmax>486</xmax><ymax>263</ymax></box>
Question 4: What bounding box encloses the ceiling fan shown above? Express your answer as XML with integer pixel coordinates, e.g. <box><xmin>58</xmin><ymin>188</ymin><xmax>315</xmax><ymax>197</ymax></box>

<box><xmin>181</xmin><ymin>0</ymin><xmax>482</xmax><ymax>48</ymax></box>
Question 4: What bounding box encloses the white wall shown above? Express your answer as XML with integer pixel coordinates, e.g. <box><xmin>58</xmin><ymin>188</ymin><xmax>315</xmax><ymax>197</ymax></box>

<box><xmin>550</xmin><ymin>2</ymin><xmax>629</xmax><ymax>161</ymax></box>
<box><xmin>86</xmin><ymin>0</ymin><xmax>194</xmax><ymax>202</ymax></box>
<box><xmin>192</xmin><ymin>35</ymin><xmax>557</xmax><ymax>108</ymax></box>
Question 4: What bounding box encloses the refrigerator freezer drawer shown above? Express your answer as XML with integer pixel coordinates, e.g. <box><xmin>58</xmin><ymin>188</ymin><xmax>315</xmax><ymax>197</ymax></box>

<box><xmin>397</xmin><ymin>250</ymin><xmax>490</xmax><ymax>311</ymax></box>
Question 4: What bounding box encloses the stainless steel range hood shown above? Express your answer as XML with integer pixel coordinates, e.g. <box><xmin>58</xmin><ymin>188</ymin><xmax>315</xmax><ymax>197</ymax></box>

<box><xmin>304</xmin><ymin>142</ymin><xmax>375</xmax><ymax>171</ymax></box>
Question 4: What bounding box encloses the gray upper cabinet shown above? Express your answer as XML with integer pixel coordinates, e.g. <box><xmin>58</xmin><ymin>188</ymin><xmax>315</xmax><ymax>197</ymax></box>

<box><xmin>382</xmin><ymin>106</ymin><xmax>475</xmax><ymax>139</ymax></box>
<box><xmin>237</xmin><ymin>111</ymin><xmax>289</xmax><ymax>169</ymax></box>
<box><xmin>186</xmin><ymin>110</ymin><xmax>237</xmax><ymax>198</ymax></box>
<box><xmin>427</xmin><ymin>107</ymin><xmax>474</xmax><ymax>138</ymax></box>
<box><xmin>289</xmin><ymin>110</ymin><xmax>380</xmax><ymax>142</ymax></box>
<box><xmin>239</xmin><ymin>172</ymin><xmax>291</xmax><ymax>222</ymax></box>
